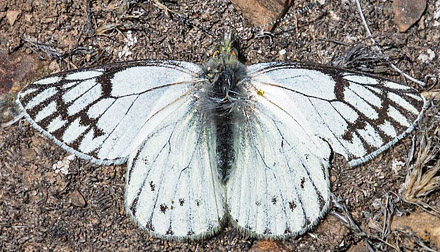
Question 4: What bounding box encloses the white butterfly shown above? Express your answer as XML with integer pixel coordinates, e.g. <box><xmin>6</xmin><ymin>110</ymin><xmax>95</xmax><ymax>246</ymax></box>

<box><xmin>17</xmin><ymin>35</ymin><xmax>427</xmax><ymax>239</ymax></box>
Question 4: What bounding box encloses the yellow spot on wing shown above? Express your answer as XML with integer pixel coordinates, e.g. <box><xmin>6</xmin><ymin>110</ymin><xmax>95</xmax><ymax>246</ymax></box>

<box><xmin>257</xmin><ymin>89</ymin><xmax>265</xmax><ymax>96</ymax></box>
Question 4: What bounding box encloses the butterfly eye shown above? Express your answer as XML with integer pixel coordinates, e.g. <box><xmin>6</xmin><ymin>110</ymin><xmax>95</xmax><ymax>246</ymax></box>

<box><xmin>213</xmin><ymin>50</ymin><xmax>219</xmax><ymax>58</ymax></box>
<box><xmin>231</xmin><ymin>48</ymin><xmax>239</xmax><ymax>57</ymax></box>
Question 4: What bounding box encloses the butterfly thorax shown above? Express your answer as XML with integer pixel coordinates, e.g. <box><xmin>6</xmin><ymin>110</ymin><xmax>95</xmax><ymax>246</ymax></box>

<box><xmin>203</xmin><ymin>41</ymin><xmax>246</xmax><ymax>109</ymax></box>
<box><xmin>202</xmin><ymin>37</ymin><xmax>247</xmax><ymax>183</ymax></box>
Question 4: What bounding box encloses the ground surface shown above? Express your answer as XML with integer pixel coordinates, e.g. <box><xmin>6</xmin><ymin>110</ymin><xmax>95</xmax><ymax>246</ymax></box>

<box><xmin>0</xmin><ymin>0</ymin><xmax>439</xmax><ymax>251</ymax></box>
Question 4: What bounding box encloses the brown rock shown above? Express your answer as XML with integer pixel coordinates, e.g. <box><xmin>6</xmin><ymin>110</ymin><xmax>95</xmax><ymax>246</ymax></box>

<box><xmin>69</xmin><ymin>190</ymin><xmax>87</xmax><ymax>207</ymax></box>
<box><xmin>231</xmin><ymin>0</ymin><xmax>293</xmax><ymax>28</ymax></box>
<box><xmin>393</xmin><ymin>0</ymin><xmax>426</xmax><ymax>32</ymax></box>
<box><xmin>0</xmin><ymin>51</ymin><xmax>42</xmax><ymax>94</ymax></box>
<box><xmin>249</xmin><ymin>240</ymin><xmax>291</xmax><ymax>252</ymax></box>
<box><xmin>49</xmin><ymin>60</ymin><xmax>60</xmax><ymax>73</ymax></box>
<box><xmin>88</xmin><ymin>217</ymin><xmax>100</xmax><ymax>225</ymax></box>
<box><xmin>0</xmin><ymin>50</ymin><xmax>45</xmax><ymax>122</ymax></box>
<box><xmin>391</xmin><ymin>210</ymin><xmax>440</xmax><ymax>247</ymax></box>
<box><xmin>6</xmin><ymin>10</ymin><xmax>21</xmax><ymax>26</ymax></box>
<box><xmin>21</xmin><ymin>148</ymin><xmax>36</xmax><ymax>161</ymax></box>
<box><xmin>347</xmin><ymin>241</ymin><xmax>369</xmax><ymax>252</ymax></box>
<box><xmin>316</xmin><ymin>215</ymin><xmax>350</xmax><ymax>248</ymax></box>
<box><xmin>24</xmin><ymin>14</ymin><xmax>32</xmax><ymax>23</ymax></box>
<box><xmin>0</xmin><ymin>51</ymin><xmax>41</xmax><ymax>123</ymax></box>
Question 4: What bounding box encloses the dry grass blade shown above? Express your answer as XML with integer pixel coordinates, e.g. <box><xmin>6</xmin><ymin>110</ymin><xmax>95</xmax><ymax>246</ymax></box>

<box><xmin>354</xmin><ymin>0</ymin><xmax>426</xmax><ymax>87</ymax></box>
<box><xmin>96</xmin><ymin>23</ymin><xmax>123</xmax><ymax>36</ymax></box>
<box><xmin>331</xmin><ymin>194</ymin><xmax>376</xmax><ymax>252</ymax></box>
<box><xmin>402</xmin><ymin>133</ymin><xmax>440</xmax><ymax>204</ymax></box>
<box><xmin>422</xmin><ymin>90</ymin><xmax>440</xmax><ymax>100</ymax></box>
<box><xmin>392</xmin><ymin>230</ymin><xmax>437</xmax><ymax>252</ymax></box>
<box><xmin>152</xmin><ymin>0</ymin><xmax>180</xmax><ymax>17</ymax></box>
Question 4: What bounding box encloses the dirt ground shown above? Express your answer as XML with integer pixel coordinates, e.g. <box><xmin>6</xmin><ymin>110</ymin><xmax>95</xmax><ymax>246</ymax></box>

<box><xmin>1</xmin><ymin>0</ymin><xmax>439</xmax><ymax>251</ymax></box>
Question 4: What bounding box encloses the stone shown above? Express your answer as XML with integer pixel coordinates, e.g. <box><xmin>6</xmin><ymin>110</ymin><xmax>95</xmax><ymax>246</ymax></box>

<box><xmin>393</xmin><ymin>0</ymin><xmax>427</xmax><ymax>32</ymax></box>
<box><xmin>6</xmin><ymin>10</ymin><xmax>21</xmax><ymax>26</ymax></box>
<box><xmin>391</xmin><ymin>210</ymin><xmax>440</xmax><ymax>247</ymax></box>
<box><xmin>69</xmin><ymin>190</ymin><xmax>87</xmax><ymax>207</ymax></box>
<box><xmin>231</xmin><ymin>0</ymin><xmax>293</xmax><ymax>28</ymax></box>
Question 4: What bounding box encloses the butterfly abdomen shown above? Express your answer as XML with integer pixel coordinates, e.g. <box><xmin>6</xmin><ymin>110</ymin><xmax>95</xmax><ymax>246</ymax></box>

<box><xmin>210</xmin><ymin>64</ymin><xmax>243</xmax><ymax>183</ymax></box>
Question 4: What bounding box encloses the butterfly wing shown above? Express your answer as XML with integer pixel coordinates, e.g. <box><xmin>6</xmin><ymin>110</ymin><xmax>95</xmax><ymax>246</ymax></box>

<box><xmin>226</xmin><ymin>62</ymin><xmax>426</xmax><ymax>237</ymax></box>
<box><xmin>125</xmin><ymin>95</ymin><xmax>226</xmax><ymax>239</ymax></box>
<box><xmin>227</xmin><ymin>91</ymin><xmax>331</xmax><ymax>237</ymax></box>
<box><xmin>246</xmin><ymin>62</ymin><xmax>427</xmax><ymax>166</ymax></box>
<box><xmin>19</xmin><ymin>60</ymin><xmax>226</xmax><ymax>239</ymax></box>
<box><xmin>17</xmin><ymin>60</ymin><xmax>202</xmax><ymax>165</ymax></box>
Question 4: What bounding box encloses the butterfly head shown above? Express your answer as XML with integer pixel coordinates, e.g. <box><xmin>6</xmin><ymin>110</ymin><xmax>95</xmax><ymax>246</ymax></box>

<box><xmin>201</xmin><ymin>34</ymin><xmax>248</xmax><ymax>115</ymax></box>
<box><xmin>212</xmin><ymin>33</ymin><xmax>238</xmax><ymax>61</ymax></box>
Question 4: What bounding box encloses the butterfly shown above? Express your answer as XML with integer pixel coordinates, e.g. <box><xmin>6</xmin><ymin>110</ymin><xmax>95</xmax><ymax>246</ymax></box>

<box><xmin>17</xmin><ymin>34</ymin><xmax>427</xmax><ymax>239</ymax></box>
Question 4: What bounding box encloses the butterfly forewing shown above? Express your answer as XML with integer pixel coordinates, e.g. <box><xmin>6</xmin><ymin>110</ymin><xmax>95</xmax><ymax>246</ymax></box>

<box><xmin>17</xmin><ymin>60</ymin><xmax>203</xmax><ymax>165</ymax></box>
<box><xmin>246</xmin><ymin>62</ymin><xmax>427</xmax><ymax>167</ymax></box>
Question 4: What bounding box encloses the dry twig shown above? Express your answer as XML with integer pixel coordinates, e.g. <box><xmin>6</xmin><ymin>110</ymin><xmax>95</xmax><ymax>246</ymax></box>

<box><xmin>354</xmin><ymin>0</ymin><xmax>426</xmax><ymax>87</ymax></box>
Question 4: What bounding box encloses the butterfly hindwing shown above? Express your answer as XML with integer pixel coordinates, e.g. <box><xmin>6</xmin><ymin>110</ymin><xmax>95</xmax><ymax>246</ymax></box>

<box><xmin>17</xmin><ymin>60</ymin><xmax>202</xmax><ymax>165</ymax></box>
<box><xmin>227</xmin><ymin>91</ymin><xmax>331</xmax><ymax>237</ymax></box>
<box><xmin>125</xmin><ymin>95</ymin><xmax>225</xmax><ymax>239</ymax></box>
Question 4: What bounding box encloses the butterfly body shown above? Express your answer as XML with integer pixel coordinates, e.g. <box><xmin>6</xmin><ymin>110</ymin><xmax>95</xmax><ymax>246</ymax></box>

<box><xmin>17</xmin><ymin>36</ymin><xmax>427</xmax><ymax>240</ymax></box>
<box><xmin>199</xmin><ymin>36</ymin><xmax>249</xmax><ymax>182</ymax></box>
